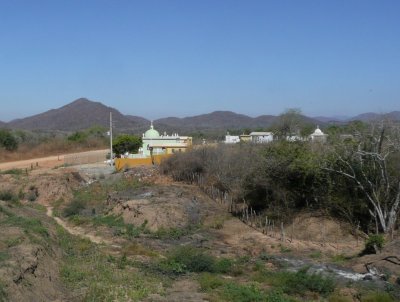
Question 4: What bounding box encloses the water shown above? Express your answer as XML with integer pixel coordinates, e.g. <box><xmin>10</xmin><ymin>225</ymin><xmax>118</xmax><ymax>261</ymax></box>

<box><xmin>278</xmin><ymin>257</ymin><xmax>385</xmax><ymax>282</ymax></box>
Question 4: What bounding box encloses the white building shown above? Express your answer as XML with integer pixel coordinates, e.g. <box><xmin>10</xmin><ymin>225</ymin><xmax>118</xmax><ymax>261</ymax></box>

<box><xmin>309</xmin><ymin>126</ymin><xmax>327</xmax><ymax>142</ymax></box>
<box><xmin>250</xmin><ymin>132</ymin><xmax>274</xmax><ymax>143</ymax></box>
<box><xmin>224</xmin><ymin>133</ymin><xmax>240</xmax><ymax>144</ymax></box>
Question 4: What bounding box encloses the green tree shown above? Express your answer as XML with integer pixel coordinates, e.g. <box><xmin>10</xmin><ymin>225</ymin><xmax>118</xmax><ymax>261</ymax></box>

<box><xmin>0</xmin><ymin>129</ymin><xmax>18</xmax><ymax>151</ymax></box>
<box><xmin>67</xmin><ymin>131</ymin><xmax>88</xmax><ymax>142</ymax></box>
<box><xmin>113</xmin><ymin>134</ymin><xmax>142</xmax><ymax>155</ymax></box>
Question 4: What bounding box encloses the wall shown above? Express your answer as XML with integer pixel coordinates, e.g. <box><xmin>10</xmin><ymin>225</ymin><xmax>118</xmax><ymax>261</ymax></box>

<box><xmin>114</xmin><ymin>154</ymin><xmax>170</xmax><ymax>171</ymax></box>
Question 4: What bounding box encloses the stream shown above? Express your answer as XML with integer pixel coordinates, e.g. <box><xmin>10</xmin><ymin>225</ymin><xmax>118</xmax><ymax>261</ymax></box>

<box><xmin>275</xmin><ymin>256</ymin><xmax>392</xmax><ymax>289</ymax></box>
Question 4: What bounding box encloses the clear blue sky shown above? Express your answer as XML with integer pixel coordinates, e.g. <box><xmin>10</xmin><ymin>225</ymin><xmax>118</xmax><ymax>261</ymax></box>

<box><xmin>0</xmin><ymin>0</ymin><xmax>399</xmax><ymax>121</ymax></box>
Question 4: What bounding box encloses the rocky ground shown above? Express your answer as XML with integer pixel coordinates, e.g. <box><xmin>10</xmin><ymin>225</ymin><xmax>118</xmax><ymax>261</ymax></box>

<box><xmin>0</xmin><ymin>163</ymin><xmax>399</xmax><ymax>301</ymax></box>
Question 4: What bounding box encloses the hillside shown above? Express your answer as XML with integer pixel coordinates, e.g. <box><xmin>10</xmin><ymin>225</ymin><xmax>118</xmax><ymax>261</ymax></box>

<box><xmin>7</xmin><ymin>98</ymin><xmax>148</xmax><ymax>133</ymax></box>
<box><xmin>3</xmin><ymin>98</ymin><xmax>399</xmax><ymax>134</ymax></box>
<box><xmin>349</xmin><ymin>111</ymin><xmax>400</xmax><ymax>122</ymax></box>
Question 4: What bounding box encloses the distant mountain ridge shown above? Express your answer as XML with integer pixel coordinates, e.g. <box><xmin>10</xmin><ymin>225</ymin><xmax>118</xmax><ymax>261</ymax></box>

<box><xmin>1</xmin><ymin>98</ymin><xmax>399</xmax><ymax>134</ymax></box>
<box><xmin>349</xmin><ymin>111</ymin><xmax>400</xmax><ymax>122</ymax></box>
<box><xmin>7</xmin><ymin>98</ymin><xmax>150</xmax><ymax>133</ymax></box>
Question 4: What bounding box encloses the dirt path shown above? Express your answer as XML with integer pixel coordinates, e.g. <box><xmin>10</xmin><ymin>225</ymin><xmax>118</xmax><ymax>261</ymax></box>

<box><xmin>46</xmin><ymin>206</ymin><xmax>120</xmax><ymax>248</ymax></box>
<box><xmin>0</xmin><ymin>149</ymin><xmax>108</xmax><ymax>170</ymax></box>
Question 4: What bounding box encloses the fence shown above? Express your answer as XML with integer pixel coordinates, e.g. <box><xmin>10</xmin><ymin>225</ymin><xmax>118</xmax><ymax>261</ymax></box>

<box><xmin>185</xmin><ymin>172</ymin><xmax>363</xmax><ymax>249</ymax></box>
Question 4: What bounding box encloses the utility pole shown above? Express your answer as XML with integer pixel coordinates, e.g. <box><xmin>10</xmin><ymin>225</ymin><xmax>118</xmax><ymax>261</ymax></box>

<box><xmin>109</xmin><ymin>112</ymin><xmax>113</xmax><ymax>162</ymax></box>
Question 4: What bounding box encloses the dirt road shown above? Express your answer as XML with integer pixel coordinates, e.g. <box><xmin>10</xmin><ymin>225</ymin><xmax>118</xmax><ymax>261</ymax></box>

<box><xmin>0</xmin><ymin>149</ymin><xmax>108</xmax><ymax>171</ymax></box>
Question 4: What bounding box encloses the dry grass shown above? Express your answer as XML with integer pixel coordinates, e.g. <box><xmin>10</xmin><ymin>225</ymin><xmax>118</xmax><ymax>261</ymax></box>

<box><xmin>0</xmin><ymin>138</ymin><xmax>107</xmax><ymax>162</ymax></box>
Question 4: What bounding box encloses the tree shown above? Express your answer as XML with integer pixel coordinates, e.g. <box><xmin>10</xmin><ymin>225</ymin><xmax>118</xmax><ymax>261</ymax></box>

<box><xmin>112</xmin><ymin>134</ymin><xmax>142</xmax><ymax>155</ymax></box>
<box><xmin>0</xmin><ymin>129</ymin><xmax>18</xmax><ymax>151</ymax></box>
<box><xmin>273</xmin><ymin>108</ymin><xmax>303</xmax><ymax>139</ymax></box>
<box><xmin>323</xmin><ymin>121</ymin><xmax>400</xmax><ymax>234</ymax></box>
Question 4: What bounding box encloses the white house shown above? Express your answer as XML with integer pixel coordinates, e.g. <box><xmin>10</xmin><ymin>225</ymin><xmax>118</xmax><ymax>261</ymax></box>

<box><xmin>250</xmin><ymin>132</ymin><xmax>274</xmax><ymax>143</ymax></box>
<box><xmin>225</xmin><ymin>133</ymin><xmax>240</xmax><ymax>144</ymax></box>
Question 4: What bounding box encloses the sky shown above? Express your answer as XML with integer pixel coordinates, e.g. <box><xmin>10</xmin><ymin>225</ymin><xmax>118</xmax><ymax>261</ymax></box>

<box><xmin>0</xmin><ymin>0</ymin><xmax>399</xmax><ymax>121</ymax></box>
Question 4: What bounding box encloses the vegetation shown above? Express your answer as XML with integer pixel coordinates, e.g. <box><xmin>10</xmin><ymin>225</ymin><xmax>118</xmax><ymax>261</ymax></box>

<box><xmin>112</xmin><ymin>134</ymin><xmax>142</xmax><ymax>156</ymax></box>
<box><xmin>161</xmin><ymin>120</ymin><xmax>400</xmax><ymax>235</ymax></box>
<box><xmin>57</xmin><ymin>226</ymin><xmax>164</xmax><ymax>301</ymax></box>
<box><xmin>362</xmin><ymin>234</ymin><xmax>385</xmax><ymax>255</ymax></box>
<box><xmin>0</xmin><ymin>191</ymin><xmax>19</xmax><ymax>203</ymax></box>
<box><xmin>0</xmin><ymin>126</ymin><xmax>108</xmax><ymax>163</ymax></box>
<box><xmin>0</xmin><ymin>129</ymin><xmax>18</xmax><ymax>151</ymax></box>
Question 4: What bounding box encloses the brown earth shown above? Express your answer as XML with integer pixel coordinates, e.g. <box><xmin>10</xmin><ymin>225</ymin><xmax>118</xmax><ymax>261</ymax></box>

<box><xmin>0</xmin><ymin>149</ymin><xmax>108</xmax><ymax>171</ymax></box>
<box><xmin>1</xmin><ymin>161</ymin><xmax>398</xmax><ymax>301</ymax></box>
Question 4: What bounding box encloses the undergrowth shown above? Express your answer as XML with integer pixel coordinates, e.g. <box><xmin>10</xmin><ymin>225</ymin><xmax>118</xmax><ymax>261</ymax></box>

<box><xmin>57</xmin><ymin>226</ymin><xmax>164</xmax><ymax>301</ymax></box>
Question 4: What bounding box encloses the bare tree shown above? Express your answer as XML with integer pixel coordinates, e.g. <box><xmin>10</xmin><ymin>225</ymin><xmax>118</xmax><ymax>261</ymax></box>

<box><xmin>324</xmin><ymin>121</ymin><xmax>400</xmax><ymax>233</ymax></box>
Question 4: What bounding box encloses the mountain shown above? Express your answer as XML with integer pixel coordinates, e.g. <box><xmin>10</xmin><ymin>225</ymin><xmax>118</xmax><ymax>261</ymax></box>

<box><xmin>349</xmin><ymin>111</ymin><xmax>400</xmax><ymax>122</ymax></box>
<box><xmin>156</xmin><ymin>111</ymin><xmax>258</xmax><ymax>131</ymax></box>
<box><xmin>313</xmin><ymin>116</ymin><xmax>349</xmax><ymax>123</ymax></box>
<box><xmin>7</xmin><ymin>98</ymin><xmax>148</xmax><ymax>132</ymax></box>
<box><xmin>3</xmin><ymin>97</ymin><xmax>398</xmax><ymax>134</ymax></box>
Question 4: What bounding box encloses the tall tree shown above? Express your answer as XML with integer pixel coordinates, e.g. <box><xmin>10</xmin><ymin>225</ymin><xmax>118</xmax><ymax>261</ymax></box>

<box><xmin>323</xmin><ymin>121</ymin><xmax>400</xmax><ymax>233</ymax></box>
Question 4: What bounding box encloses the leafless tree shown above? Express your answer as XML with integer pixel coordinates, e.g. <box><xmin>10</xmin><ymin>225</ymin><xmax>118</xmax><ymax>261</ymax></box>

<box><xmin>324</xmin><ymin>121</ymin><xmax>400</xmax><ymax>233</ymax></box>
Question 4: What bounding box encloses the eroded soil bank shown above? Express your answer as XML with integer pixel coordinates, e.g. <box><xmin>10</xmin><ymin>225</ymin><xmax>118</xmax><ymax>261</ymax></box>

<box><xmin>0</xmin><ymin>164</ymin><xmax>399</xmax><ymax>301</ymax></box>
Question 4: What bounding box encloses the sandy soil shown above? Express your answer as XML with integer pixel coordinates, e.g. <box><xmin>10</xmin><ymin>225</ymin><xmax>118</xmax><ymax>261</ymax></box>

<box><xmin>0</xmin><ymin>149</ymin><xmax>108</xmax><ymax>170</ymax></box>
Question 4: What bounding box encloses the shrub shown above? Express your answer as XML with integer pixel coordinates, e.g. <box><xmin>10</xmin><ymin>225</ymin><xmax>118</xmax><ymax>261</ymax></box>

<box><xmin>157</xmin><ymin>246</ymin><xmax>216</xmax><ymax>275</ymax></box>
<box><xmin>282</xmin><ymin>267</ymin><xmax>335</xmax><ymax>296</ymax></box>
<box><xmin>222</xmin><ymin>283</ymin><xmax>266</xmax><ymax>302</ymax></box>
<box><xmin>0</xmin><ymin>191</ymin><xmax>18</xmax><ymax>202</ymax></box>
<box><xmin>63</xmin><ymin>200</ymin><xmax>86</xmax><ymax>217</ymax></box>
<box><xmin>214</xmin><ymin>258</ymin><xmax>233</xmax><ymax>274</ymax></box>
<box><xmin>198</xmin><ymin>273</ymin><xmax>225</xmax><ymax>291</ymax></box>
<box><xmin>67</xmin><ymin>131</ymin><xmax>88</xmax><ymax>142</ymax></box>
<box><xmin>362</xmin><ymin>234</ymin><xmax>385</xmax><ymax>255</ymax></box>
<box><xmin>361</xmin><ymin>292</ymin><xmax>394</xmax><ymax>302</ymax></box>
<box><xmin>0</xmin><ymin>129</ymin><xmax>18</xmax><ymax>151</ymax></box>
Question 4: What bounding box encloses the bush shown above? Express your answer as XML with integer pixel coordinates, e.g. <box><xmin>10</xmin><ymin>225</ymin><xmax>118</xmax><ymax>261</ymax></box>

<box><xmin>157</xmin><ymin>246</ymin><xmax>216</xmax><ymax>275</ymax></box>
<box><xmin>283</xmin><ymin>267</ymin><xmax>335</xmax><ymax>296</ymax></box>
<box><xmin>362</xmin><ymin>234</ymin><xmax>385</xmax><ymax>255</ymax></box>
<box><xmin>198</xmin><ymin>273</ymin><xmax>225</xmax><ymax>291</ymax></box>
<box><xmin>222</xmin><ymin>283</ymin><xmax>266</xmax><ymax>302</ymax></box>
<box><xmin>63</xmin><ymin>200</ymin><xmax>86</xmax><ymax>217</ymax></box>
<box><xmin>361</xmin><ymin>292</ymin><xmax>394</xmax><ymax>302</ymax></box>
<box><xmin>213</xmin><ymin>258</ymin><xmax>233</xmax><ymax>274</ymax></box>
<box><xmin>0</xmin><ymin>191</ymin><xmax>18</xmax><ymax>202</ymax></box>
<box><xmin>0</xmin><ymin>129</ymin><xmax>18</xmax><ymax>151</ymax></box>
<box><xmin>67</xmin><ymin>131</ymin><xmax>88</xmax><ymax>142</ymax></box>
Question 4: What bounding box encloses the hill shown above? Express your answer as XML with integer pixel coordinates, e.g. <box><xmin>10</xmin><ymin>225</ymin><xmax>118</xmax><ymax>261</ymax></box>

<box><xmin>7</xmin><ymin>98</ymin><xmax>148</xmax><ymax>133</ymax></box>
<box><xmin>349</xmin><ymin>111</ymin><xmax>400</xmax><ymax>122</ymax></box>
<box><xmin>3</xmin><ymin>98</ymin><xmax>397</xmax><ymax>134</ymax></box>
<box><xmin>154</xmin><ymin>111</ymin><xmax>322</xmax><ymax>133</ymax></box>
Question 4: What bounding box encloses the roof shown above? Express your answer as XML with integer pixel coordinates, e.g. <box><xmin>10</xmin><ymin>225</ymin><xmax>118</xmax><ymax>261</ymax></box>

<box><xmin>249</xmin><ymin>132</ymin><xmax>273</xmax><ymax>136</ymax></box>
<box><xmin>144</xmin><ymin>122</ymin><xmax>160</xmax><ymax>138</ymax></box>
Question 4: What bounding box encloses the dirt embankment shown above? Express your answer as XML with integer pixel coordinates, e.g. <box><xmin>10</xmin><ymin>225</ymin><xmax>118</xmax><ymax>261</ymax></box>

<box><xmin>0</xmin><ymin>202</ymin><xmax>70</xmax><ymax>301</ymax></box>
<box><xmin>1</xmin><ymin>164</ymin><xmax>399</xmax><ymax>301</ymax></box>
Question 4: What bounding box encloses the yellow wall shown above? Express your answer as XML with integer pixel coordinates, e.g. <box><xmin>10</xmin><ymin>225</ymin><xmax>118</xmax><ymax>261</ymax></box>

<box><xmin>115</xmin><ymin>154</ymin><xmax>170</xmax><ymax>171</ymax></box>
<box><xmin>165</xmin><ymin>146</ymin><xmax>189</xmax><ymax>154</ymax></box>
